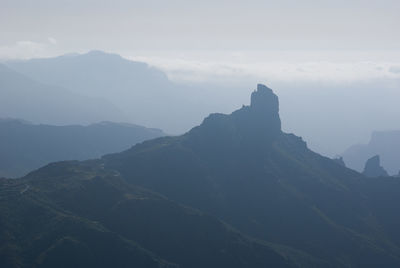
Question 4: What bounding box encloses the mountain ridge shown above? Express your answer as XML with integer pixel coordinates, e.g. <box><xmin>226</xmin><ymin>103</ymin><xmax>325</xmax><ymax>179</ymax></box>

<box><xmin>0</xmin><ymin>118</ymin><xmax>165</xmax><ymax>178</ymax></box>
<box><xmin>2</xmin><ymin>84</ymin><xmax>400</xmax><ymax>267</ymax></box>
<box><xmin>0</xmin><ymin>63</ymin><xmax>125</xmax><ymax>125</ymax></box>
<box><xmin>103</xmin><ymin>84</ymin><xmax>400</xmax><ymax>266</ymax></box>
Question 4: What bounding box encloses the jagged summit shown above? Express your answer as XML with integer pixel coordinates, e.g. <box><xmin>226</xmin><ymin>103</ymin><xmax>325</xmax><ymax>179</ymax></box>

<box><xmin>363</xmin><ymin>155</ymin><xmax>389</xmax><ymax>177</ymax></box>
<box><xmin>250</xmin><ymin>84</ymin><xmax>278</xmax><ymax>109</ymax></box>
<box><xmin>192</xmin><ymin>84</ymin><xmax>282</xmax><ymax>146</ymax></box>
<box><xmin>247</xmin><ymin>83</ymin><xmax>281</xmax><ymax>132</ymax></box>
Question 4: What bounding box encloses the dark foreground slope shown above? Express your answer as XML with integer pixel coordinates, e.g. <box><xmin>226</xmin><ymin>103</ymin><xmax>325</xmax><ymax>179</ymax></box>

<box><xmin>0</xmin><ymin>119</ymin><xmax>164</xmax><ymax>178</ymax></box>
<box><xmin>0</xmin><ymin>161</ymin><xmax>293</xmax><ymax>268</ymax></box>
<box><xmin>2</xmin><ymin>84</ymin><xmax>400</xmax><ymax>267</ymax></box>
<box><xmin>104</xmin><ymin>84</ymin><xmax>400</xmax><ymax>267</ymax></box>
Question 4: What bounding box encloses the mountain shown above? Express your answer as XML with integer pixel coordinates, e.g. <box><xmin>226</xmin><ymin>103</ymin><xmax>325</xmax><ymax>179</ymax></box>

<box><xmin>2</xmin><ymin>84</ymin><xmax>400</xmax><ymax>267</ymax></box>
<box><xmin>6</xmin><ymin>50</ymin><xmax>171</xmax><ymax>100</ymax></box>
<box><xmin>362</xmin><ymin>155</ymin><xmax>389</xmax><ymax>177</ymax></box>
<box><xmin>103</xmin><ymin>84</ymin><xmax>400</xmax><ymax>266</ymax></box>
<box><xmin>6</xmin><ymin>51</ymin><xmax>222</xmax><ymax>133</ymax></box>
<box><xmin>0</xmin><ymin>63</ymin><xmax>125</xmax><ymax>126</ymax></box>
<box><xmin>342</xmin><ymin>130</ymin><xmax>400</xmax><ymax>175</ymax></box>
<box><xmin>0</xmin><ymin>119</ymin><xmax>164</xmax><ymax>178</ymax></box>
<box><xmin>0</xmin><ymin>161</ymin><xmax>293</xmax><ymax>268</ymax></box>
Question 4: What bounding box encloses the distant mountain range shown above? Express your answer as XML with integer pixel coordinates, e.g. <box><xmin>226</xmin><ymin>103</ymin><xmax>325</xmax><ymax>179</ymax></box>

<box><xmin>4</xmin><ymin>50</ymin><xmax>400</xmax><ymax>157</ymax></box>
<box><xmin>2</xmin><ymin>85</ymin><xmax>400</xmax><ymax>267</ymax></box>
<box><xmin>0</xmin><ymin>119</ymin><xmax>164</xmax><ymax>178</ymax></box>
<box><xmin>5</xmin><ymin>51</ymin><xmax>236</xmax><ymax>134</ymax></box>
<box><xmin>342</xmin><ymin>130</ymin><xmax>400</xmax><ymax>175</ymax></box>
<box><xmin>0</xmin><ymin>63</ymin><xmax>125</xmax><ymax>126</ymax></box>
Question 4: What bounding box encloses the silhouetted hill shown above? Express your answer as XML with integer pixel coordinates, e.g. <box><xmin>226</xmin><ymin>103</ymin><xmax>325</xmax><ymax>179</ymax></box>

<box><xmin>0</xmin><ymin>119</ymin><xmax>164</xmax><ymax>178</ymax></box>
<box><xmin>2</xmin><ymin>84</ymin><xmax>400</xmax><ymax>267</ymax></box>
<box><xmin>362</xmin><ymin>155</ymin><xmax>389</xmax><ymax>177</ymax></box>
<box><xmin>6</xmin><ymin>50</ymin><xmax>171</xmax><ymax>99</ymax></box>
<box><xmin>5</xmin><ymin>51</ymin><xmax>256</xmax><ymax>134</ymax></box>
<box><xmin>6</xmin><ymin>51</ymin><xmax>212</xmax><ymax>133</ymax></box>
<box><xmin>342</xmin><ymin>130</ymin><xmax>400</xmax><ymax>175</ymax></box>
<box><xmin>0</xmin><ymin>63</ymin><xmax>125</xmax><ymax>125</ymax></box>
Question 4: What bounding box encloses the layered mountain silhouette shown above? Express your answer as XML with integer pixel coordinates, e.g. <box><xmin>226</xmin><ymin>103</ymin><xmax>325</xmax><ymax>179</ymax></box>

<box><xmin>6</xmin><ymin>51</ymin><xmax>230</xmax><ymax>133</ymax></box>
<box><xmin>0</xmin><ymin>119</ymin><xmax>164</xmax><ymax>178</ymax></box>
<box><xmin>0</xmin><ymin>63</ymin><xmax>124</xmax><ymax>125</ymax></box>
<box><xmin>342</xmin><ymin>130</ymin><xmax>400</xmax><ymax>175</ymax></box>
<box><xmin>2</xmin><ymin>84</ymin><xmax>400</xmax><ymax>267</ymax></box>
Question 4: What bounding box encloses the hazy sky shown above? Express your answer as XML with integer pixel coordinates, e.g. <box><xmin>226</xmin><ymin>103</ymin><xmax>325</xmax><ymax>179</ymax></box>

<box><xmin>1</xmin><ymin>0</ymin><xmax>399</xmax><ymax>82</ymax></box>
<box><xmin>1</xmin><ymin>0</ymin><xmax>400</xmax><ymax>54</ymax></box>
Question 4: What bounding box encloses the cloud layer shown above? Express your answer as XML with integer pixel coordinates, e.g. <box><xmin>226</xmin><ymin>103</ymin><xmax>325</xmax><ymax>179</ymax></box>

<box><xmin>128</xmin><ymin>50</ymin><xmax>400</xmax><ymax>85</ymax></box>
<box><xmin>0</xmin><ymin>38</ymin><xmax>58</xmax><ymax>60</ymax></box>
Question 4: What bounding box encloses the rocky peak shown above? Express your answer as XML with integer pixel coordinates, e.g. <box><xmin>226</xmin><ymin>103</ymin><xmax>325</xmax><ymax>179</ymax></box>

<box><xmin>236</xmin><ymin>83</ymin><xmax>282</xmax><ymax>138</ymax></box>
<box><xmin>191</xmin><ymin>84</ymin><xmax>282</xmax><ymax>150</ymax></box>
<box><xmin>250</xmin><ymin>84</ymin><xmax>279</xmax><ymax>110</ymax></box>
<box><xmin>363</xmin><ymin>155</ymin><xmax>389</xmax><ymax>177</ymax></box>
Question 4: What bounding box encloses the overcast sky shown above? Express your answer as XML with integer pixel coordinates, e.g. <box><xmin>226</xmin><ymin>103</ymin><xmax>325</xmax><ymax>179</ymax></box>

<box><xmin>1</xmin><ymin>0</ymin><xmax>400</xmax><ymax>54</ymax></box>
<box><xmin>2</xmin><ymin>0</ymin><xmax>399</xmax><ymax>82</ymax></box>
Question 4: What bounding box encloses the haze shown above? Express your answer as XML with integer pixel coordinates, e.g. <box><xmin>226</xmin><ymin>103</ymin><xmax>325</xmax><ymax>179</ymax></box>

<box><xmin>3</xmin><ymin>2</ymin><xmax>400</xmax><ymax>267</ymax></box>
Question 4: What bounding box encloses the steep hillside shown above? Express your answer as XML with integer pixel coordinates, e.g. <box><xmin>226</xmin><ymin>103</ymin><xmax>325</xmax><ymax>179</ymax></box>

<box><xmin>0</xmin><ymin>161</ymin><xmax>293</xmax><ymax>268</ymax></box>
<box><xmin>2</xmin><ymin>84</ymin><xmax>400</xmax><ymax>267</ymax></box>
<box><xmin>104</xmin><ymin>84</ymin><xmax>400</xmax><ymax>266</ymax></box>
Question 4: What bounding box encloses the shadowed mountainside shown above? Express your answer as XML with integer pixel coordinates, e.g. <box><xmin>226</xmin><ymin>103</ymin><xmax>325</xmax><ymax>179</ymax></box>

<box><xmin>103</xmin><ymin>84</ymin><xmax>400</xmax><ymax>266</ymax></box>
<box><xmin>2</xmin><ymin>84</ymin><xmax>400</xmax><ymax>267</ymax></box>
<box><xmin>0</xmin><ymin>161</ymin><xmax>293</xmax><ymax>268</ymax></box>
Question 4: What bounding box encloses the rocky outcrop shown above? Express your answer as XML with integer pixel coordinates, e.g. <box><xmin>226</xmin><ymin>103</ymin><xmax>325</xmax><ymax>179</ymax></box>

<box><xmin>342</xmin><ymin>130</ymin><xmax>400</xmax><ymax>175</ymax></box>
<box><xmin>362</xmin><ymin>155</ymin><xmax>389</xmax><ymax>177</ymax></box>
<box><xmin>188</xmin><ymin>84</ymin><xmax>282</xmax><ymax>151</ymax></box>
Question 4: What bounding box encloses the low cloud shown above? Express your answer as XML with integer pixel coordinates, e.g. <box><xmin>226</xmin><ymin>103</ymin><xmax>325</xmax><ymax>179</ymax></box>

<box><xmin>48</xmin><ymin>37</ymin><xmax>57</xmax><ymax>45</ymax></box>
<box><xmin>389</xmin><ymin>66</ymin><xmax>400</xmax><ymax>74</ymax></box>
<box><xmin>0</xmin><ymin>38</ymin><xmax>58</xmax><ymax>60</ymax></box>
<box><xmin>129</xmin><ymin>55</ymin><xmax>400</xmax><ymax>86</ymax></box>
